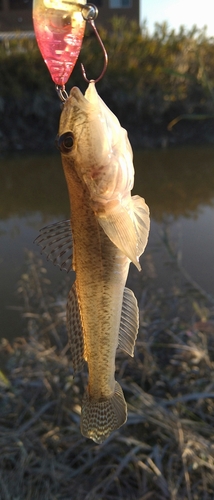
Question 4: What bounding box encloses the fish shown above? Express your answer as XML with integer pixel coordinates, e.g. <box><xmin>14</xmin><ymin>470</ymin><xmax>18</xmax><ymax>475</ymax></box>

<box><xmin>35</xmin><ymin>82</ymin><xmax>150</xmax><ymax>444</ymax></box>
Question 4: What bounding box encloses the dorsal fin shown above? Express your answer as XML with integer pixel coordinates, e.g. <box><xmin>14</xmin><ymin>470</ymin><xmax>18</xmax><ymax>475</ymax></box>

<box><xmin>67</xmin><ymin>285</ymin><xmax>86</xmax><ymax>373</ymax></box>
<box><xmin>118</xmin><ymin>287</ymin><xmax>139</xmax><ymax>357</ymax></box>
<box><xmin>34</xmin><ymin>220</ymin><xmax>73</xmax><ymax>273</ymax></box>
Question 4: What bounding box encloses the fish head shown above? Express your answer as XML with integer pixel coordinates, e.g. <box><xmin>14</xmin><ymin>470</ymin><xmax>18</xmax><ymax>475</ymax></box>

<box><xmin>57</xmin><ymin>82</ymin><xmax>134</xmax><ymax>210</ymax></box>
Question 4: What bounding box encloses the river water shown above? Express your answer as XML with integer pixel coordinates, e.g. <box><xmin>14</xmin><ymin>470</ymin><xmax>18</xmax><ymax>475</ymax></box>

<box><xmin>0</xmin><ymin>146</ymin><xmax>214</xmax><ymax>340</ymax></box>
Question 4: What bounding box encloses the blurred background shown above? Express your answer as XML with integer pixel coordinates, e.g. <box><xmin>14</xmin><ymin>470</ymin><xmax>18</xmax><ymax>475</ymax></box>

<box><xmin>0</xmin><ymin>0</ymin><xmax>214</xmax><ymax>340</ymax></box>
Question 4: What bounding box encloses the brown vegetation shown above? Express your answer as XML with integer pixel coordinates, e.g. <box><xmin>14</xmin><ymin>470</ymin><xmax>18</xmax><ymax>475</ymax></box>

<box><xmin>1</xmin><ymin>250</ymin><xmax>214</xmax><ymax>499</ymax></box>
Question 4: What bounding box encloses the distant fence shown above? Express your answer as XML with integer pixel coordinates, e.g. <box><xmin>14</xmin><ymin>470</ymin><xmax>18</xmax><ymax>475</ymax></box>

<box><xmin>0</xmin><ymin>31</ymin><xmax>35</xmax><ymax>41</ymax></box>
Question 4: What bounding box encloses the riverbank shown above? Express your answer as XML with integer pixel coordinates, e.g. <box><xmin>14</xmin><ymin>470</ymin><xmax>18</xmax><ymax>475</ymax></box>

<box><xmin>1</xmin><ymin>20</ymin><xmax>214</xmax><ymax>151</ymax></box>
<box><xmin>1</xmin><ymin>92</ymin><xmax>214</xmax><ymax>152</ymax></box>
<box><xmin>1</xmin><ymin>250</ymin><xmax>214</xmax><ymax>499</ymax></box>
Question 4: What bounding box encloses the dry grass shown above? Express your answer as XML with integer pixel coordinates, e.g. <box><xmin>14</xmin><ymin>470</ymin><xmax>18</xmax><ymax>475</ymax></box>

<box><xmin>1</xmin><ymin>250</ymin><xmax>214</xmax><ymax>499</ymax></box>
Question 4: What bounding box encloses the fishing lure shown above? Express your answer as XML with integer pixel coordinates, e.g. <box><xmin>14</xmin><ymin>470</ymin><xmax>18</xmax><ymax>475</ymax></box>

<box><xmin>32</xmin><ymin>0</ymin><xmax>99</xmax><ymax>98</ymax></box>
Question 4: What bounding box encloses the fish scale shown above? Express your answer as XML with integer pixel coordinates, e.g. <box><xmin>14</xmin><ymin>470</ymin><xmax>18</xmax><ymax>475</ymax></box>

<box><xmin>67</xmin><ymin>178</ymin><xmax>129</xmax><ymax>399</ymax></box>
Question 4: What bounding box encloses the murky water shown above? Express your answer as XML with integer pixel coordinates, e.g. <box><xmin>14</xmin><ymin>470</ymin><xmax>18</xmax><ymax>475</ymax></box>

<box><xmin>0</xmin><ymin>147</ymin><xmax>214</xmax><ymax>340</ymax></box>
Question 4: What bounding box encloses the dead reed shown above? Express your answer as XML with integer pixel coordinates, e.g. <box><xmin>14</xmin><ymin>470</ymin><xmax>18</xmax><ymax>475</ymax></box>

<box><xmin>1</xmin><ymin>250</ymin><xmax>214</xmax><ymax>499</ymax></box>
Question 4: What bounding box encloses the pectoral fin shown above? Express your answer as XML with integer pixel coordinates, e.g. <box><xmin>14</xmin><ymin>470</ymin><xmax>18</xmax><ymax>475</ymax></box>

<box><xmin>118</xmin><ymin>287</ymin><xmax>139</xmax><ymax>357</ymax></box>
<box><xmin>97</xmin><ymin>195</ymin><xmax>150</xmax><ymax>271</ymax></box>
<box><xmin>132</xmin><ymin>195</ymin><xmax>150</xmax><ymax>258</ymax></box>
<box><xmin>34</xmin><ymin>220</ymin><xmax>73</xmax><ymax>273</ymax></box>
<box><xmin>67</xmin><ymin>285</ymin><xmax>85</xmax><ymax>373</ymax></box>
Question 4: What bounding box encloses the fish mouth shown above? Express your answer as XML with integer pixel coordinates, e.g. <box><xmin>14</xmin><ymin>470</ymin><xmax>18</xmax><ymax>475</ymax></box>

<box><xmin>59</xmin><ymin>86</ymin><xmax>90</xmax><ymax>135</ymax></box>
<box><xmin>69</xmin><ymin>86</ymin><xmax>87</xmax><ymax>106</ymax></box>
<box><xmin>65</xmin><ymin>82</ymin><xmax>101</xmax><ymax>116</ymax></box>
<box><xmin>66</xmin><ymin>86</ymin><xmax>94</xmax><ymax>115</ymax></box>
<box><xmin>69</xmin><ymin>85</ymin><xmax>97</xmax><ymax>108</ymax></box>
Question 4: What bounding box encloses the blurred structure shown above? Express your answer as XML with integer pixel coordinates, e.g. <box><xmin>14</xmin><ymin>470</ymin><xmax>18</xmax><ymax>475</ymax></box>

<box><xmin>0</xmin><ymin>0</ymin><xmax>139</xmax><ymax>31</ymax></box>
<box><xmin>0</xmin><ymin>0</ymin><xmax>32</xmax><ymax>31</ymax></box>
<box><xmin>92</xmin><ymin>1</ymin><xmax>139</xmax><ymax>29</ymax></box>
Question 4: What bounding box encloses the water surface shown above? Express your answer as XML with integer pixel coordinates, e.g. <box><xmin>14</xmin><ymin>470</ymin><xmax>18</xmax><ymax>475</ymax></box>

<box><xmin>0</xmin><ymin>147</ymin><xmax>214</xmax><ymax>340</ymax></box>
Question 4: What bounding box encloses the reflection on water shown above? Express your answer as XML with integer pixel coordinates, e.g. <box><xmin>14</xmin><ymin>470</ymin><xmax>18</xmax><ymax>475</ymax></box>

<box><xmin>0</xmin><ymin>152</ymin><xmax>69</xmax><ymax>220</ymax></box>
<box><xmin>1</xmin><ymin>148</ymin><xmax>214</xmax><ymax>221</ymax></box>
<box><xmin>133</xmin><ymin>148</ymin><xmax>214</xmax><ymax>219</ymax></box>
<box><xmin>0</xmin><ymin>147</ymin><xmax>214</xmax><ymax>339</ymax></box>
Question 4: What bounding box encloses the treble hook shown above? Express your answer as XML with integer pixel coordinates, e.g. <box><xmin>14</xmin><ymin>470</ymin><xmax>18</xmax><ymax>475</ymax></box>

<box><xmin>81</xmin><ymin>4</ymin><xmax>108</xmax><ymax>84</ymax></box>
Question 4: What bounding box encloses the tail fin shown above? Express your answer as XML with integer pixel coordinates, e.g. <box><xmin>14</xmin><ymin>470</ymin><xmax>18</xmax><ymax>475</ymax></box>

<box><xmin>80</xmin><ymin>382</ymin><xmax>127</xmax><ymax>444</ymax></box>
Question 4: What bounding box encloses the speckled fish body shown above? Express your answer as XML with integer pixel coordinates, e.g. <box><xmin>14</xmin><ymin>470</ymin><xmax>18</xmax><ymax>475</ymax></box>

<box><xmin>35</xmin><ymin>83</ymin><xmax>150</xmax><ymax>443</ymax></box>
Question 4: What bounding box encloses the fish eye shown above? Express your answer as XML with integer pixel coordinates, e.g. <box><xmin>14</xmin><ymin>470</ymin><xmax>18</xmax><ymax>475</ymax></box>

<box><xmin>56</xmin><ymin>132</ymin><xmax>74</xmax><ymax>153</ymax></box>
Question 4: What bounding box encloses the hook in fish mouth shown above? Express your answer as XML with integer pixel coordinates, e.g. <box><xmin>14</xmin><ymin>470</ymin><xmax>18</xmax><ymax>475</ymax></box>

<box><xmin>55</xmin><ymin>132</ymin><xmax>74</xmax><ymax>153</ymax></box>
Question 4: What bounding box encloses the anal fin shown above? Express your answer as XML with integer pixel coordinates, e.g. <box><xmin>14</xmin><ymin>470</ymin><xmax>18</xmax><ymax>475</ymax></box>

<box><xmin>67</xmin><ymin>285</ymin><xmax>85</xmax><ymax>373</ymax></box>
<box><xmin>118</xmin><ymin>287</ymin><xmax>139</xmax><ymax>357</ymax></box>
